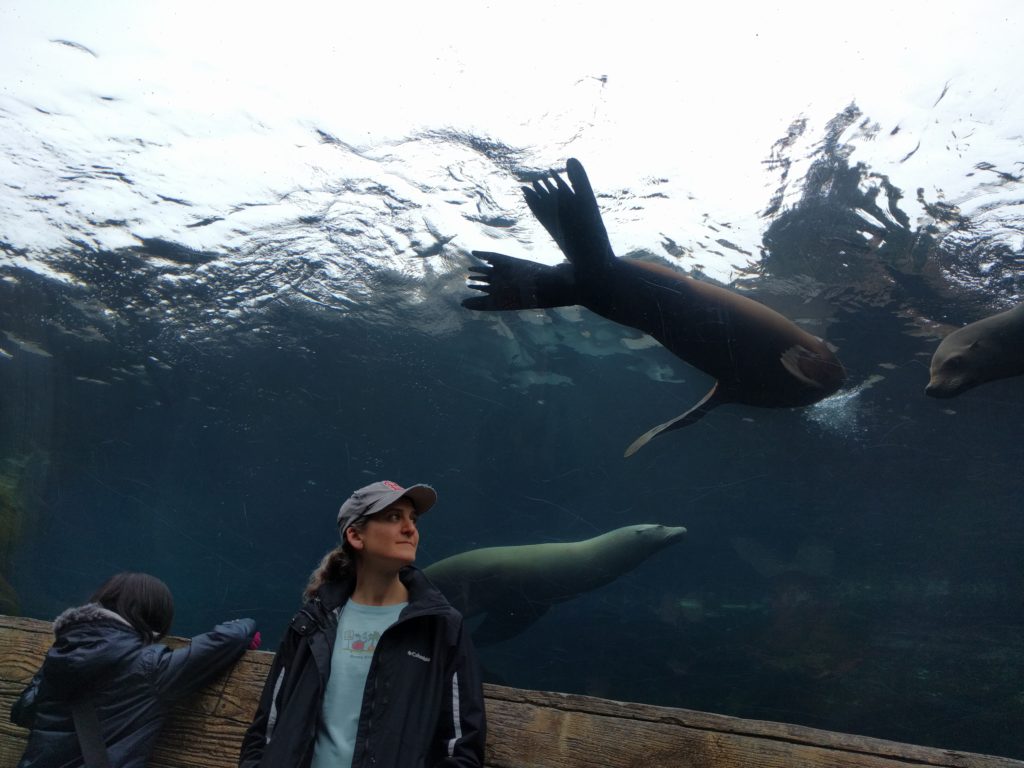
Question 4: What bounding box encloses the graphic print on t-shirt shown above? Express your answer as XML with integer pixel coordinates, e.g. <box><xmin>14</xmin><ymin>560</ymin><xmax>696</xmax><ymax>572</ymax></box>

<box><xmin>342</xmin><ymin>628</ymin><xmax>382</xmax><ymax>656</ymax></box>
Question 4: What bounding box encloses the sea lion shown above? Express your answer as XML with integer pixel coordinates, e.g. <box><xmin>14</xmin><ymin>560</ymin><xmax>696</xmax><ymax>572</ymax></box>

<box><xmin>423</xmin><ymin>523</ymin><xmax>686</xmax><ymax>646</ymax></box>
<box><xmin>926</xmin><ymin>303</ymin><xmax>1024</xmax><ymax>398</ymax></box>
<box><xmin>463</xmin><ymin>159</ymin><xmax>846</xmax><ymax>456</ymax></box>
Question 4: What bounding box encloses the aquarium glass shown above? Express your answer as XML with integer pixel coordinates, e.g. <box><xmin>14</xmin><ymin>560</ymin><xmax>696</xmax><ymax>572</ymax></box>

<box><xmin>2</xmin><ymin>1</ymin><xmax>1023</xmax><ymax>758</ymax></box>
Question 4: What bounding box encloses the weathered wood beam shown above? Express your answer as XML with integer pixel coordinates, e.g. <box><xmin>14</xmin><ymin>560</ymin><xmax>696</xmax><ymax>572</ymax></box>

<box><xmin>2</xmin><ymin>615</ymin><xmax>1021</xmax><ymax>768</ymax></box>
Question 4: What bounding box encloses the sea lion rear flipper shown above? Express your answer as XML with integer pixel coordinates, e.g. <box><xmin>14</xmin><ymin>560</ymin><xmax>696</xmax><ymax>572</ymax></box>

<box><xmin>472</xmin><ymin>602</ymin><xmax>551</xmax><ymax>647</ymax></box>
<box><xmin>462</xmin><ymin>251</ymin><xmax>578</xmax><ymax>311</ymax></box>
<box><xmin>522</xmin><ymin>175</ymin><xmax>567</xmax><ymax>253</ymax></box>
<box><xmin>523</xmin><ymin>159</ymin><xmax>616</xmax><ymax>272</ymax></box>
<box><xmin>624</xmin><ymin>384</ymin><xmax>723</xmax><ymax>457</ymax></box>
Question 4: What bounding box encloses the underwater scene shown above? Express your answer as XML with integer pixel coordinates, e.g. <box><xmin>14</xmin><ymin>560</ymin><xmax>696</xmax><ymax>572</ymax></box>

<box><xmin>2</xmin><ymin>1</ymin><xmax>1023</xmax><ymax>759</ymax></box>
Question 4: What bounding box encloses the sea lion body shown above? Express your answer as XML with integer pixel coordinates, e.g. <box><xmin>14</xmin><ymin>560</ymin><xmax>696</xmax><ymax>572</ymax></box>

<box><xmin>424</xmin><ymin>523</ymin><xmax>686</xmax><ymax>645</ymax></box>
<box><xmin>588</xmin><ymin>257</ymin><xmax>842</xmax><ymax>409</ymax></box>
<box><xmin>926</xmin><ymin>303</ymin><xmax>1024</xmax><ymax>398</ymax></box>
<box><xmin>464</xmin><ymin>158</ymin><xmax>845</xmax><ymax>454</ymax></box>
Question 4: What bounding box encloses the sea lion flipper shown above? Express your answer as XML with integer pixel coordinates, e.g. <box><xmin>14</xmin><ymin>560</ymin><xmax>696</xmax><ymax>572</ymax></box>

<box><xmin>564</xmin><ymin>158</ymin><xmax>598</xmax><ymax>207</ymax></box>
<box><xmin>520</xmin><ymin>159</ymin><xmax>616</xmax><ymax>271</ymax></box>
<box><xmin>473</xmin><ymin>602</ymin><xmax>551</xmax><ymax>647</ymax></box>
<box><xmin>523</xmin><ymin>176</ymin><xmax>566</xmax><ymax>253</ymax></box>
<box><xmin>462</xmin><ymin>251</ymin><xmax>578</xmax><ymax>311</ymax></box>
<box><xmin>780</xmin><ymin>345</ymin><xmax>830</xmax><ymax>388</ymax></box>
<box><xmin>557</xmin><ymin>158</ymin><xmax>616</xmax><ymax>270</ymax></box>
<box><xmin>624</xmin><ymin>384</ymin><xmax>722</xmax><ymax>457</ymax></box>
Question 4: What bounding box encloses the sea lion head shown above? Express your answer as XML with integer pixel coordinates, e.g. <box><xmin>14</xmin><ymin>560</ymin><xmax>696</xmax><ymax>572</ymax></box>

<box><xmin>926</xmin><ymin>331</ymin><xmax>989</xmax><ymax>398</ymax></box>
<box><xmin>926</xmin><ymin>304</ymin><xmax>1024</xmax><ymax>398</ymax></box>
<box><xmin>619</xmin><ymin>523</ymin><xmax>688</xmax><ymax>550</ymax></box>
<box><xmin>589</xmin><ymin>524</ymin><xmax>688</xmax><ymax>576</ymax></box>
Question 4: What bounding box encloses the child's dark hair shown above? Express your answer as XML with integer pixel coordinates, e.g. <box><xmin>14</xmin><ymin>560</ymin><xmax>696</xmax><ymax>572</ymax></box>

<box><xmin>90</xmin><ymin>572</ymin><xmax>174</xmax><ymax>642</ymax></box>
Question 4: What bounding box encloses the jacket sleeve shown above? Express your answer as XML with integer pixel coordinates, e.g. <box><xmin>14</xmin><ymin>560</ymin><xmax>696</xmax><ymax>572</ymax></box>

<box><xmin>10</xmin><ymin>670</ymin><xmax>43</xmax><ymax>728</ymax></box>
<box><xmin>433</xmin><ymin>617</ymin><xmax>486</xmax><ymax>768</ymax></box>
<box><xmin>149</xmin><ymin>618</ymin><xmax>256</xmax><ymax>701</ymax></box>
<box><xmin>238</xmin><ymin>627</ymin><xmax>298</xmax><ymax>768</ymax></box>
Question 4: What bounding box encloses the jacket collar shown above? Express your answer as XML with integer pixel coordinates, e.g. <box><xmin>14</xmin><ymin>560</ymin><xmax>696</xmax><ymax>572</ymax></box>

<box><xmin>53</xmin><ymin>603</ymin><xmax>132</xmax><ymax>636</ymax></box>
<box><xmin>314</xmin><ymin>565</ymin><xmax>448</xmax><ymax>618</ymax></box>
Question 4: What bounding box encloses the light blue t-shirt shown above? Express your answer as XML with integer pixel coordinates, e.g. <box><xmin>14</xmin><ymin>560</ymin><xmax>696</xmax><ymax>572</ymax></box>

<box><xmin>309</xmin><ymin>600</ymin><xmax>406</xmax><ymax>768</ymax></box>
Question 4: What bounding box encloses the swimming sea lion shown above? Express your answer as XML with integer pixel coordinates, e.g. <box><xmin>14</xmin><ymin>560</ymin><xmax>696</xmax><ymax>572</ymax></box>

<box><xmin>423</xmin><ymin>523</ymin><xmax>686</xmax><ymax>646</ymax></box>
<box><xmin>463</xmin><ymin>158</ymin><xmax>846</xmax><ymax>456</ymax></box>
<box><xmin>926</xmin><ymin>302</ymin><xmax>1024</xmax><ymax>398</ymax></box>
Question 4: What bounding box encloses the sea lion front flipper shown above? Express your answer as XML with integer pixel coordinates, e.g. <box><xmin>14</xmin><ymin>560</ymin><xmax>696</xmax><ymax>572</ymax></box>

<box><xmin>472</xmin><ymin>601</ymin><xmax>551</xmax><ymax>647</ymax></box>
<box><xmin>780</xmin><ymin>345</ymin><xmax>830</xmax><ymax>388</ymax></box>
<box><xmin>624</xmin><ymin>383</ymin><xmax>723</xmax><ymax>457</ymax></box>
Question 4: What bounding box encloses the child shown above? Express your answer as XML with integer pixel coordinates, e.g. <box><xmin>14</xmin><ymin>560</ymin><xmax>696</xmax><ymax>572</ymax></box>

<box><xmin>11</xmin><ymin>571</ymin><xmax>258</xmax><ymax>768</ymax></box>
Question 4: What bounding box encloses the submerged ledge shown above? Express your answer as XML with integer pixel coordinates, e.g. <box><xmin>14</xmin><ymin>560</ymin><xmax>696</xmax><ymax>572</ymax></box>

<box><xmin>1</xmin><ymin>614</ymin><xmax>1021</xmax><ymax>768</ymax></box>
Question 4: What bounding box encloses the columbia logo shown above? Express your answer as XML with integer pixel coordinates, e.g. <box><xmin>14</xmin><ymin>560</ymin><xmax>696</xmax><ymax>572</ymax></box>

<box><xmin>407</xmin><ymin>650</ymin><xmax>431</xmax><ymax>663</ymax></box>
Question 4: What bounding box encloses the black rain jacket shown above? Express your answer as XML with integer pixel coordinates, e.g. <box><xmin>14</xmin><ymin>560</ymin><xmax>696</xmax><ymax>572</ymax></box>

<box><xmin>11</xmin><ymin>603</ymin><xmax>255</xmax><ymax>768</ymax></box>
<box><xmin>239</xmin><ymin>566</ymin><xmax>485</xmax><ymax>768</ymax></box>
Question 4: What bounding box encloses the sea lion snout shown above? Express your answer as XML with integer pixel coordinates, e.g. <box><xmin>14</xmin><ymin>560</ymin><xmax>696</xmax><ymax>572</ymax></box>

<box><xmin>926</xmin><ymin>349</ymin><xmax>973</xmax><ymax>398</ymax></box>
<box><xmin>656</xmin><ymin>524</ymin><xmax>688</xmax><ymax>540</ymax></box>
<box><xmin>924</xmin><ymin>378</ymin><xmax>959</xmax><ymax>398</ymax></box>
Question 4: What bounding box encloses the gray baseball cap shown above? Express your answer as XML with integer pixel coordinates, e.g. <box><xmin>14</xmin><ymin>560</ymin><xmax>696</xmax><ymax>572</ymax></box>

<box><xmin>337</xmin><ymin>480</ymin><xmax>437</xmax><ymax>538</ymax></box>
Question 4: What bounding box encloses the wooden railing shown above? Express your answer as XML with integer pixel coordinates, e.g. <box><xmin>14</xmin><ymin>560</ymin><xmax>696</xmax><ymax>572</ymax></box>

<box><xmin>2</xmin><ymin>615</ymin><xmax>1021</xmax><ymax>768</ymax></box>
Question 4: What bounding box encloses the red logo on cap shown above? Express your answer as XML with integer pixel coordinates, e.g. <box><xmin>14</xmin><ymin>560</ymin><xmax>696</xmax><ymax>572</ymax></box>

<box><xmin>382</xmin><ymin>480</ymin><xmax>403</xmax><ymax>492</ymax></box>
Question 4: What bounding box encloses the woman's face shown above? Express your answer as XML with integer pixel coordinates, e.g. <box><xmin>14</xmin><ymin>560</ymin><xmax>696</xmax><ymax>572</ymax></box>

<box><xmin>349</xmin><ymin>497</ymin><xmax>419</xmax><ymax>566</ymax></box>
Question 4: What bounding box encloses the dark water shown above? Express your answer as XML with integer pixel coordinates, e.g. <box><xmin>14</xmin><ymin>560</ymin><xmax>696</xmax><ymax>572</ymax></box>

<box><xmin>3</xmin><ymin>91</ymin><xmax>1024</xmax><ymax>760</ymax></box>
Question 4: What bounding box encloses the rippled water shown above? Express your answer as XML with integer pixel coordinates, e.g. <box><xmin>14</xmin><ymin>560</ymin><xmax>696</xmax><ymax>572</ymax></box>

<box><xmin>3</xmin><ymin>2</ymin><xmax>1024</xmax><ymax>759</ymax></box>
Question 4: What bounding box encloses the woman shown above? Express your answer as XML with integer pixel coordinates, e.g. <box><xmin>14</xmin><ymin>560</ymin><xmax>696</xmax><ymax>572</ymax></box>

<box><xmin>239</xmin><ymin>480</ymin><xmax>485</xmax><ymax>768</ymax></box>
<box><xmin>11</xmin><ymin>571</ymin><xmax>258</xmax><ymax>768</ymax></box>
